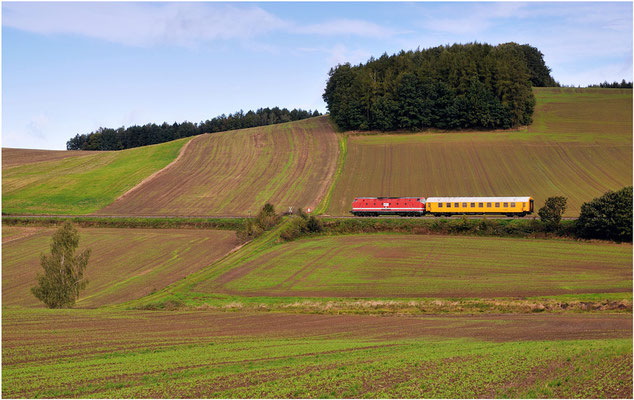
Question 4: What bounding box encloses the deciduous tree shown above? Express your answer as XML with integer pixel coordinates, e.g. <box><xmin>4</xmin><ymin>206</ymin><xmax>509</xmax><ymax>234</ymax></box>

<box><xmin>32</xmin><ymin>221</ymin><xmax>91</xmax><ymax>308</ymax></box>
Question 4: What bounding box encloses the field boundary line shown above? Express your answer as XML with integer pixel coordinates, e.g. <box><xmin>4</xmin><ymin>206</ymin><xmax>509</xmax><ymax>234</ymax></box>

<box><xmin>107</xmin><ymin>137</ymin><xmax>195</xmax><ymax>204</ymax></box>
<box><xmin>315</xmin><ymin>133</ymin><xmax>347</xmax><ymax>215</ymax></box>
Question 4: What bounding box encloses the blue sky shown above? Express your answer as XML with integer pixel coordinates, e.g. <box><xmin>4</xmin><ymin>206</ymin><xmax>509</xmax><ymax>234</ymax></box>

<box><xmin>2</xmin><ymin>2</ymin><xmax>632</xmax><ymax>150</ymax></box>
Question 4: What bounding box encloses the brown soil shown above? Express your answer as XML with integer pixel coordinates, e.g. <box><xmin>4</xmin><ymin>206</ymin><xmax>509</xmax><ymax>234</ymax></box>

<box><xmin>94</xmin><ymin>116</ymin><xmax>339</xmax><ymax>216</ymax></box>
<box><xmin>2</xmin><ymin>147</ymin><xmax>102</xmax><ymax>169</ymax></box>
<box><xmin>110</xmin><ymin>137</ymin><xmax>194</xmax><ymax>203</ymax></box>
<box><xmin>2</xmin><ymin>227</ymin><xmax>239</xmax><ymax>307</ymax></box>
<box><xmin>3</xmin><ymin>311</ymin><xmax>630</xmax><ymax>347</ymax></box>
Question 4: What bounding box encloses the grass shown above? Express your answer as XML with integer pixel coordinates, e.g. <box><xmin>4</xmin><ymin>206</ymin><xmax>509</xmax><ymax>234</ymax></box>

<box><xmin>189</xmin><ymin>233</ymin><xmax>631</xmax><ymax>299</ymax></box>
<box><xmin>326</xmin><ymin>88</ymin><xmax>632</xmax><ymax>216</ymax></box>
<box><xmin>2</xmin><ymin>308</ymin><xmax>631</xmax><ymax>398</ymax></box>
<box><xmin>2</xmin><ymin>138</ymin><xmax>188</xmax><ymax>215</ymax></box>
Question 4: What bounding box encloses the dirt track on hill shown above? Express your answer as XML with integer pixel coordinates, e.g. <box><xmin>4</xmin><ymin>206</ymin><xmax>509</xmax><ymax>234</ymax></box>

<box><xmin>95</xmin><ymin>117</ymin><xmax>339</xmax><ymax>216</ymax></box>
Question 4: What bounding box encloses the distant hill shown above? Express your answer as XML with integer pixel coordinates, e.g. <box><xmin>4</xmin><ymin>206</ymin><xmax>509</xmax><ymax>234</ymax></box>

<box><xmin>3</xmin><ymin>88</ymin><xmax>631</xmax><ymax>217</ymax></box>
<box><xmin>326</xmin><ymin>87</ymin><xmax>632</xmax><ymax>217</ymax></box>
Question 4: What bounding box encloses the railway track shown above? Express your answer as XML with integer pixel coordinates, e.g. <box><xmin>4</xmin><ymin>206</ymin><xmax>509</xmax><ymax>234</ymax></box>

<box><xmin>3</xmin><ymin>214</ymin><xmax>578</xmax><ymax>220</ymax></box>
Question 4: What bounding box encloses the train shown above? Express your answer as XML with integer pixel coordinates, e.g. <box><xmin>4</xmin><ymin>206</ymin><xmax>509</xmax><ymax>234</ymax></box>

<box><xmin>350</xmin><ymin>196</ymin><xmax>534</xmax><ymax>217</ymax></box>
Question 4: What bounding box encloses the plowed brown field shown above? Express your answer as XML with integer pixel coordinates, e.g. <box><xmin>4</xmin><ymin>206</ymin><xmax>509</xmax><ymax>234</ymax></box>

<box><xmin>96</xmin><ymin>116</ymin><xmax>339</xmax><ymax>216</ymax></box>
<box><xmin>327</xmin><ymin>88</ymin><xmax>632</xmax><ymax>216</ymax></box>
<box><xmin>2</xmin><ymin>147</ymin><xmax>103</xmax><ymax>168</ymax></box>
<box><xmin>2</xmin><ymin>226</ymin><xmax>238</xmax><ymax>307</ymax></box>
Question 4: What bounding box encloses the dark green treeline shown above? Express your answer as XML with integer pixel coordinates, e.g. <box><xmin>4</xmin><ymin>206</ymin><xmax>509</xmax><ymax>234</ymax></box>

<box><xmin>323</xmin><ymin>42</ymin><xmax>558</xmax><ymax>132</ymax></box>
<box><xmin>67</xmin><ymin>107</ymin><xmax>321</xmax><ymax>151</ymax></box>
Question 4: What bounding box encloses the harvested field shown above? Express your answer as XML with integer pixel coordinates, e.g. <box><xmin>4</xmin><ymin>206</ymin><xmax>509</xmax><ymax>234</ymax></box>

<box><xmin>2</xmin><ymin>138</ymin><xmax>187</xmax><ymax>215</ymax></box>
<box><xmin>194</xmin><ymin>234</ymin><xmax>632</xmax><ymax>298</ymax></box>
<box><xmin>2</xmin><ymin>226</ymin><xmax>238</xmax><ymax>307</ymax></box>
<box><xmin>327</xmin><ymin>88</ymin><xmax>632</xmax><ymax>216</ymax></box>
<box><xmin>2</xmin><ymin>309</ymin><xmax>631</xmax><ymax>398</ymax></box>
<box><xmin>2</xmin><ymin>148</ymin><xmax>102</xmax><ymax>169</ymax></box>
<box><xmin>96</xmin><ymin>116</ymin><xmax>339</xmax><ymax>216</ymax></box>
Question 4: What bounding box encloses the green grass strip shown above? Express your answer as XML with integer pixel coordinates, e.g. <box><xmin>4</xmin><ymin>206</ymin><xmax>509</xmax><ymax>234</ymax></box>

<box><xmin>314</xmin><ymin>133</ymin><xmax>347</xmax><ymax>215</ymax></box>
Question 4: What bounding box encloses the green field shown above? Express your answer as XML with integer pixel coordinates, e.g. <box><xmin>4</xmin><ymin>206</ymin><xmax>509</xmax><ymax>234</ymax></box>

<box><xmin>190</xmin><ymin>233</ymin><xmax>631</xmax><ymax>299</ymax></box>
<box><xmin>2</xmin><ymin>308</ymin><xmax>631</xmax><ymax>398</ymax></box>
<box><xmin>2</xmin><ymin>138</ymin><xmax>187</xmax><ymax>215</ymax></box>
<box><xmin>326</xmin><ymin>88</ymin><xmax>632</xmax><ymax>216</ymax></box>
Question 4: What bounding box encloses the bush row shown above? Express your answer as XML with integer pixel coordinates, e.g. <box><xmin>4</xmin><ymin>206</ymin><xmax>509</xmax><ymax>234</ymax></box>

<box><xmin>317</xmin><ymin>217</ymin><xmax>576</xmax><ymax>239</ymax></box>
<box><xmin>2</xmin><ymin>216</ymin><xmax>247</xmax><ymax>231</ymax></box>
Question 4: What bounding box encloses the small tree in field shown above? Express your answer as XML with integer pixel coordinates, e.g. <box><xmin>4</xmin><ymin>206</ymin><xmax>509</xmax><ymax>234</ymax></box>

<box><xmin>32</xmin><ymin>221</ymin><xmax>91</xmax><ymax>308</ymax></box>
<box><xmin>538</xmin><ymin>196</ymin><xmax>568</xmax><ymax>229</ymax></box>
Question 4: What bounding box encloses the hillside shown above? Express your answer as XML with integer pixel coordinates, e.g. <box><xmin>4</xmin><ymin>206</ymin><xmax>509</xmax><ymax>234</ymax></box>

<box><xmin>326</xmin><ymin>88</ymin><xmax>632</xmax><ymax>216</ymax></box>
<box><xmin>2</xmin><ymin>138</ymin><xmax>188</xmax><ymax>215</ymax></box>
<box><xmin>2</xmin><ymin>226</ymin><xmax>238</xmax><ymax>307</ymax></box>
<box><xmin>95</xmin><ymin>116</ymin><xmax>339</xmax><ymax>216</ymax></box>
<box><xmin>192</xmin><ymin>233</ymin><xmax>631</xmax><ymax>299</ymax></box>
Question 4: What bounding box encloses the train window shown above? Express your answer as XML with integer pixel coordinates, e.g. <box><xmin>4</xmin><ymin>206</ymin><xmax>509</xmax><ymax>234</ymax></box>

<box><xmin>503</xmin><ymin>202</ymin><xmax>508</xmax><ymax>207</ymax></box>
<box><xmin>495</xmin><ymin>203</ymin><xmax>500</xmax><ymax>207</ymax></box>
<box><xmin>487</xmin><ymin>203</ymin><xmax>491</xmax><ymax>207</ymax></box>
<box><xmin>454</xmin><ymin>202</ymin><xmax>459</xmax><ymax>207</ymax></box>
<box><xmin>478</xmin><ymin>203</ymin><xmax>483</xmax><ymax>207</ymax></box>
<box><xmin>462</xmin><ymin>203</ymin><xmax>467</xmax><ymax>207</ymax></box>
<box><xmin>447</xmin><ymin>203</ymin><xmax>451</xmax><ymax>208</ymax></box>
<box><xmin>511</xmin><ymin>202</ymin><xmax>515</xmax><ymax>207</ymax></box>
<box><xmin>470</xmin><ymin>203</ymin><xmax>475</xmax><ymax>207</ymax></box>
<box><xmin>439</xmin><ymin>203</ymin><xmax>443</xmax><ymax>208</ymax></box>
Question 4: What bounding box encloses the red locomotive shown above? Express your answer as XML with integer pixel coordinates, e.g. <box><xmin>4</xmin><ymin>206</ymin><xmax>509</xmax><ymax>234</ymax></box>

<box><xmin>350</xmin><ymin>197</ymin><xmax>426</xmax><ymax>217</ymax></box>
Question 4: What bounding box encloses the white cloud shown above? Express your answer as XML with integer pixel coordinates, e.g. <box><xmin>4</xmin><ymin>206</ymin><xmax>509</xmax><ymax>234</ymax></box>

<box><xmin>3</xmin><ymin>2</ymin><xmax>287</xmax><ymax>48</ymax></box>
<box><xmin>2</xmin><ymin>3</ymin><xmax>402</xmax><ymax>48</ymax></box>
<box><xmin>25</xmin><ymin>114</ymin><xmax>49</xmax><ymax>139</ymax></box>
<box><xmin>293</xmin><ymin>19</ymin><xmax>403</xmax><ymax>38</ymax></box>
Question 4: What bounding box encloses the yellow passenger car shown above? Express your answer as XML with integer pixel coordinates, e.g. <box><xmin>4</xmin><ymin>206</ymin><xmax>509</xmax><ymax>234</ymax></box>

<box><xmin>425</xmin><ymin>197</ymin><xmax>534</xmax><ymax>217</ymax></box>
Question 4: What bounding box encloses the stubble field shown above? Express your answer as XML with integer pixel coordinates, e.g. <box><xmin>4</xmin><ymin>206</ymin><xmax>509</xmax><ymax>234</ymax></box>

<box><xmin>96</xmin><ymin>116</ymin><xmax>339</xmax><ymax>216</ymax></box>
<box><xmin>326</xmin><ymin>88</ymin><xmax>632</xmax><ymax>216</ymax></box>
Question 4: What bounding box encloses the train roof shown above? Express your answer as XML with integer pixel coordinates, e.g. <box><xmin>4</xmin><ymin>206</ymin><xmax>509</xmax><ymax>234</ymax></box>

<box><xmin>354</xmin><ymin>197</ymin><xmax>422</xmax><ymax>199</ymax></box>
<box><xmin>426</xmin><ymin>196</ymin><xmax>533</xmax><ymax>202</ymax></box>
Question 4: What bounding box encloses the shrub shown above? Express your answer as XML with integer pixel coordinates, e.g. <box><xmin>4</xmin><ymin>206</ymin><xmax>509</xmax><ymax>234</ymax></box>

<box><xmin>576</xmin><ymin>187</ymin><xmax>633</xmax><ymax>242</ymax></box>
<box><xmin>280</xmin><ymin>214</ymin><xmax>324</xmax><ymax>241</ymax></box>
<box><xmin>236</xmin><ymin>203</ymin><xmax>281</xmax><ymax>242</ymax></box>
<box><xmin>538</xmin><ymin>196</ymin><xmax>568</xmax><ymax>229</ymax></box>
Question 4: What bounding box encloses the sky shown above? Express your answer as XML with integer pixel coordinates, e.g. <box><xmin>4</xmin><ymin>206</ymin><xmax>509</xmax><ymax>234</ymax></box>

<box><xmin>2</xmin><ymin>1</ymin><xmax>632</xmax><ymax>150</ymax></box>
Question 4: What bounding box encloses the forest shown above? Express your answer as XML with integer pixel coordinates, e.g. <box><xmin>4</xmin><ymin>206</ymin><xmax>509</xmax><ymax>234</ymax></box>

<box><xmin>323</xmin><ymin>42</ymin><xmax>558</xmax><ymax>132</ymax></box>
<box><xmin>67</xmin><ymin>107</ymin><xmax>320</xmax><ymax>151</ymax></box>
